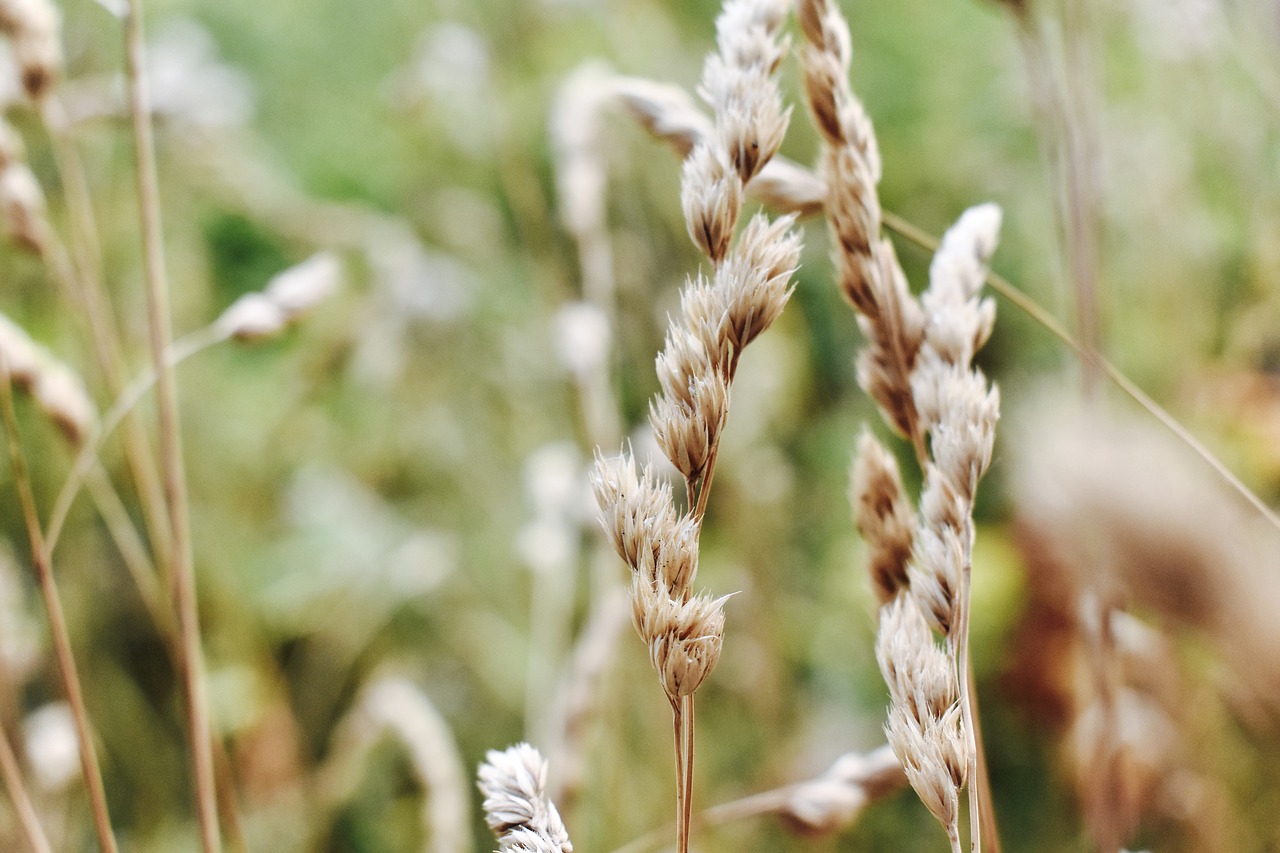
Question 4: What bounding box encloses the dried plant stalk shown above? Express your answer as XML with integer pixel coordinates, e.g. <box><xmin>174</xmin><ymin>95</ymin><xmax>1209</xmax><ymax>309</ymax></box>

<box><xmin>592</xmin><ymin>2</ymin><xmax>799</xmax><ymax>852</ymax></box>
<box><xmin>123</xmin><ymin>1</ymin><xmax>221</xmax><ymax>848</ymax></box>
<box><xmin>796</xmin><ymin>2</ymin><xmax>1003</xmax><ymax>850</ymax></box>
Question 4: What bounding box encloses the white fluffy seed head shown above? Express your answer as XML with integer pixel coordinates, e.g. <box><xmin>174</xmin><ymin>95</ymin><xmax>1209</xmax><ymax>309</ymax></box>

<box><xmin>0</xmin><ymin>311</ymin><xmax>96</xmax><ymax>444</ymax></box>
<box><xmin>645</xmin><ymin>591</ymin><xmax>728</xmax><ymax>698</ymax></box>
<box><xmin>921</xmin><ymin>203</ymin><xmax>1001</xmax><ymax>365</ymax></box>
<box><xmin>884</xmin><ymin>703</ymin><xmax>962</xmax><ymax>839</ymax></box>
<box><xmin>590</xmin><ymin>450</ymin><xmax>678</xmax><ymax>574</ymax></box>
<box><xmin>217</xmin><ymin>253</ymin><xmax>341</xmax><ymax>342</ymax></box>
<box><xmin>477</xmin><ymin>744</ymin><xmax>573</xmax><ymax>853</ymax></box>
<box><xmin>906</xmin><ymin>520</ymin><xmax>965</xmax><ymax>638</ymax></box>
<box><xmin>650</xmin><ymin>367</ymin><xmax>730</xmax><ymax>482</ymax></box>
<box><xmin>0</xmin><ymin>162</ymin><xmax>47</xmax><ymax>253</ymax></box>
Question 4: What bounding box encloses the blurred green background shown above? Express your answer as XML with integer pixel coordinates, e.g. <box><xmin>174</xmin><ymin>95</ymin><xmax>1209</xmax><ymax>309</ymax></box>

<box><xmin>2</xmin><ymin>0</ymin><xmax>1280</xmax><ymax>850</ymax></box>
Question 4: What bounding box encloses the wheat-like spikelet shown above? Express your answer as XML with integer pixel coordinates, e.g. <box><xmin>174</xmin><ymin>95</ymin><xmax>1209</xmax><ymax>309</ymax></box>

<box><xmin>478</xmin><ymin>744</ymin><xmax>573</xmax><ymax>853</ymax></box>
<box><xmin>850</xmin><ymin>429</ymin><xmax>916</xmax><ymax>607</ymax></box>
<box><xmin>797</xmin><ymin>2</ymin><xmax>1003</xmax><ymax>848</ymax></box>
<box><xmin>876</xmin><ymin>593</ymin><xmax>967</xmax><ymax>851</ymax></box>
<box><xmin>590</xmin><ymin>3</ymin><xmax>799</xmax><ymax>851</ymax></box>
<box><xmin>797</xmin><ymin>0</ymin><xmax>924</xmax><ymax>447</ymax></box>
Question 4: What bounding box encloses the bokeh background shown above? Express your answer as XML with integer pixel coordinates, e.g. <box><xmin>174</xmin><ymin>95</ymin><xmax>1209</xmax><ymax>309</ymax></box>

<box><xmin>3</xmin><ymin>0</ymin><xmax>1280</xmax><ymax>850</ymax></box>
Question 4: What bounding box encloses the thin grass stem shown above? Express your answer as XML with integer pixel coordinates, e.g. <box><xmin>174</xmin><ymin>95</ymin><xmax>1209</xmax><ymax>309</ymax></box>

<box><xmin>38</xmin><ymin>95</ymin><xmax>175</xmax><ymax>571</ymax></box>
<box><xmin>46</xmin><ymin>323</ymin><xmax>230</xmax><ymax>557</ymax></box>
<box><xmin>122</xmin><ymin>1</ymin><xmax>221</xmax><ymax>848</ymax></box>
<box><xmin>0</xmin><ymin>368</ymin><xmax>118</xmax><ymax>853</ymax></box>
<box><xmin>0</xmin><ymin>725</ymin><xmax>54</xmax><ymax>853</ymax></box>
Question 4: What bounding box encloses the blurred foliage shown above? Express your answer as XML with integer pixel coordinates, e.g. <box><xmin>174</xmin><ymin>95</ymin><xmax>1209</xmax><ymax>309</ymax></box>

<box><xmin>0</xmin><ymin>0</ymin><xmax>1279</xmax><ymax>851</ymax></box>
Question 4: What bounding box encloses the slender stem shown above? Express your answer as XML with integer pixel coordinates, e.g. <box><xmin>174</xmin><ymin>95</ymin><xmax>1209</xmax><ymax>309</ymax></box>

<box><xmin>966</xmin><ymin>660</ymin><xmax>1001</xmax><ymax>853</ymax></box>
<box><xmin>123</xmin><ymin>2</ymin><xmax>221</xmax><ymax>849</ymax></box>
<box><xmin>38</xmin><ymin>96</ymin><xmax>175</xmax><ymax>572</ymax></box>
<box><xmin>0</xmin><ymin>726</ymin><xmax>54</xmax><ymax>853</ymax></box>
<box><xmin>46</xmin><ymin>325</ymin><xmax>229</xmax><ymax>556</ymax></box>
<box><xmin>954</xmin><ymin>578</ymin><xmax>980</xmax><ymax>853</ymax></box>
<box><xmin>881</xmin><ymin>211</ymin><xmax>1280</xmax><ymax>535</ymax></box>
<box><xmin>84</xmin><ymin>464</ymin><xmax>170</xmax><ymax>634</ymax></box>
<box><xmin>680</xmin><ymin>694</ymin><xmax>695</xmax><ymax>853</ymax></box>
<box><xmin>670</xmin><ymin>697</ymin><xmax>685</xmax><ymax>853</ymax></box>
<box><xmin>0</xmin><ymin>370</ymin><xmax>118</xmax><ymax>853</ymax></box>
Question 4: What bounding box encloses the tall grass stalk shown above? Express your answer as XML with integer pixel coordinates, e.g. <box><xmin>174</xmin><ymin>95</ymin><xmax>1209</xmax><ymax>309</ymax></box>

<box><xmin>0</xmin><ymin>724</ymin><xmax>53</xmax><ymax>853</ymax></box>
<box><xmin>38</xmin><ymin>94</ymin><xmax>175</xmax><ymax>571</ymax></box>
<box><xmin>0</xmin><ymin>366</ymin><xmax>118</xmax><ymax>853</ymax></box>
<box><xmin>123</xmin><ymin>1</ymin><xmax>222</xmax><ymax>849</ymax></box>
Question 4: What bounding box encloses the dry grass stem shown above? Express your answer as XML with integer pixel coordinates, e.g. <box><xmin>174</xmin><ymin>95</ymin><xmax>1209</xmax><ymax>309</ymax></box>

<box><xmin>0</xmin><ymin>724</ymin><xmax>53</xmax><ymax>853</ymax></box>
<box><xmin>478</xmin><ymin>744</ymin><xmax>574</xmax><ymax>853</ymax></box>
<box><xmin>123</xmin><ymin>1</ymin><xmax>221</xmax><ymax>848</ymax></box>
<box><xmin>0</xmin><ymin>359</ymin><xmax>118</xmax><ymax>853</ymax></box>
<box><xmin>591</xmin><ymin>3</ymin><xmax>800</xmax><ymax>851</ymax></box>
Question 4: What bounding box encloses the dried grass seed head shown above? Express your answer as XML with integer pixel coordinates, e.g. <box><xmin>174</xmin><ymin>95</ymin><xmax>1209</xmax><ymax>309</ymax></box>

<box><xmin>778</xmin><ymin>745</ymin><xmax>906</xmax><ymax>836</ymax></box>
<box><xmin>656</xmin><ymin>321</ymin><xmax>720</xmax><ymax>407</ymax></box>
<box><xmin>477</xmin><ymin>743</ymin><xmax>572</xmax><ymax>853</ymax></box>
<box><xmin>851</xmin><ymin>430</ymin><xmax>916</xmax><ymax>606</ymax></box>
<box><xmin>0</xmin><ymin>311</ymin><xmax>95</xmax><ymax>444</ymax></box>
<box><xmin>650</xmin><ymin>366</ymin><xmax>730</xmax><ymax>482</ymax></box>
<box><xmin>906</xmin><ymin>520</ymin><xmax>965</xmax><ymax>637</ymax></box>
<box><xmin>681</xmin><ymin>142</ymin><xmax>743</xmax><ymax>264</ymax></box>
<box><xmin>33</xmin><ymin>360</ymin><xmax>96</xmax><ymax>445</ymax></box>
<box><xmin>590</xmin><ymin>450</ymin><xmax>678</xmax><ymax>571</ymax></box>
<box><xmin>921</xmin><ymin>203</ymin><xmax>1001</xmax><ymax>363</ymax></box>
<box><xmin>911</xmin><ymin>363</ymin><xmax>999</xmax><ymax>498</ymax></box>
<box><xmin>646</xmin><ymin>590</ymin><xmax>728</xmax><ymax>698</ymax></box>
<box><xmin>0</xmin><ymin>310</ymin><xmax>40</xmax><ymax>386</ymax></box>
<box><xmin>634</xmin><ymin>511</ymin><xmax>700</xmax><ymax>595</ymax></box>
<box><xmin>0</xmin><ymin>0</ymin><xmax>62</xmax><ymax>100</ymax></box>
<box><xmin>876</xmin><ymin>593</ymin><xmax>958</xmax><ymax>720</ymax></box>
<box><xmin>715</xmin><ymin>212</ymin><xmax>800</xmax><ymax>351</ymax></box>
<box><xmin>701</xmin><ymin>0</ymin><xmax>791</xmax><ymax>182</ymax></box>
<box><xmin>884</xmin><ymin>702</ymin><xmax>962</xmax><ymax>838</ymax></box>
<box><xmin>612</xmin><ymin>76</ymin><xmax>713</xmax><ymax>159</ymax></box>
